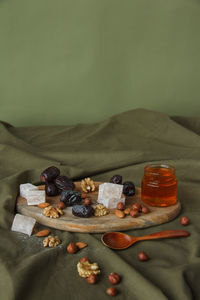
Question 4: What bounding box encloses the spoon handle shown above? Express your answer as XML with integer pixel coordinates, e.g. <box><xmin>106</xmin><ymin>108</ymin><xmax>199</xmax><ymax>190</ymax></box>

<box><xmin>137</xmin><ymin>230</ymin><xmax>190</xmax><ymax>241</ymax></box>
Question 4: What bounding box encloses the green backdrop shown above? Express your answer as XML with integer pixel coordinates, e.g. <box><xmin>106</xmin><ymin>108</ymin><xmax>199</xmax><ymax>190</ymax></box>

<box><xmin>0</xmin><ymin>0</ymin><xmax>200</xmax><ymax>126</ymax></box>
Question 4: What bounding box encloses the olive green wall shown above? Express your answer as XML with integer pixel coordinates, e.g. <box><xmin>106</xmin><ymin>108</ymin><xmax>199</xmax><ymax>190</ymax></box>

<box><xmin>0</xmin><ymin>0</ymin><xmax>200</xmax><ymax>126</ymax></box>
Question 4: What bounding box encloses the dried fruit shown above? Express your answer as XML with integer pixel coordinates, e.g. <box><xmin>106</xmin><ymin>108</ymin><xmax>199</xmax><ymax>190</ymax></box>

<box><xmin>36</xmin><ymin>229</ymin><xmax>51</xmax><ymax>237</ymax></box>
<box><xmin>116</xmin><ymin>202</ymin><xmax>125</xmax><ymax>210</ymax></box>
<box><xmin>87</xmin><ymin>274</ymin><xmax>97</xmax><ymax>284</ymax></box>
<box><xmin>141</xmin><ymin>205</ymin><xmax>150</xmax><ymax>214</ymax></box>
<box><xmin>37</xmin><ymin>202</ymin><xmax>50</xmax><ymax>208</ymax></box>
<box><xmin>57</xmin><ymin>201</ymin><xmax>66</xmax><ymax>210</ymax></box>
<box><xmin>123</xmin><ymin>181</ymin><xmax>135</xmax><ymax>196</ymax></box>
<box><xmin>80</xmin><ymin>257</ymin><xmax>89</xmax><ymax>263</ymax></box>
<box><xmin>138</xmin><ymin>252</ymin><xmax>149</xmax><ymax>261</ymax></box>
<box><xmin>43</xmin><ymin>205</ymin><xmax>63</xmax><ymax>218</ymax></box>
<box><xmin>77</xmin><ymin>260</ymin><xmax>100</xmax><ymax>278</ymax></box>
<box><xmin>45</xmin><ymin>183</ymin><xmax>59</xmax><ymax>196</ymax></box>
<box><xmin>124</xmin><ymin>208</ymin><xmax>131</xmax><ymax>215</ymax></box>
<box><xmin>94</xmin><ymin>204</ymin><xmax>109</xmax><ymax>217</ymax></box>
<box><xmin>181</xmin><ymin>216</ymin><xmax>189</xmax><ymax>226</ymax></box>
<box><xmin>60</xmin><ymin>190</ymin><xmax>82</xmax><ymax>206</ymax></box>
<box><xmin>67</xmin><ymin>242</ymin><xmax>78</xmax><ymax>254</ymax></box>
<box><xmin>108</xmin><ymin>273</ymin><xmax>121</xmax><ymax>285</ymax></box>
<box><xmin>132</xmin><ymin>203</ymin><xmax>141</xmax><ymax>211</ymax></box>
<box><xmin>84</xmin><ymin>198</ymin><xmax>92</xmax><ymax>206</ymax></box>
<box><xmin>115</xmin><ymin>210</ymin><xmax>125</xmax><ymax>218</ymax></box>
<box><xmin>55</xmin><ymin>175</ymin><xmax>74</xmax><ymax>191</ymax></box>
<box><xmin>110</xmin><ymin>175</ymin><xmax>122</xmax><ymax>185</ymax></box>
<box><xmin>43</xmin><ymin>235</ymin><xmax>61</xmax><ymax>247</ymax></box>
<box><xmin>130</xmin><ymin>209</ymin><xmax>139</xmax><ymax>218</ymax></box>
<box><xmin>106</xmin><ymin>287</ymin><xmax>118</xmax><ymax>296</ymax></box>
<box><xmin>76</xmin><ymin>242</ymin><xmax>87</xmax><ymax>249</ymax></box>
<box><xmin>81</xmin><ymin>178</ymin><xmax>95</xmax><ymax>193</ymax></box>
<box><xmin>40</xmin><ymin>166</ymin><xmax>60</xmax><ymax>183</ymax></box>
<box><xmin>72</xmin><ymin>204</ymin><xmax>94</xmax><ymax>218</ymax></box>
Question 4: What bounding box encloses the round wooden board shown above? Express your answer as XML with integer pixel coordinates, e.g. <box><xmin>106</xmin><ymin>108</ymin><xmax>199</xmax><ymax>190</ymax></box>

<box><xmin>16</xmin><ymin>182</ymin><xmax>181</xmax><ymax>233</ymax></box>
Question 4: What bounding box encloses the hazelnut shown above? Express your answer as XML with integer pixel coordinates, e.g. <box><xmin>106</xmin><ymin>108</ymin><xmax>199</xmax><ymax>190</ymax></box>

<box><xmin>141</xmin><ymin>205</ymin><xmax>150</xmax><ymax>214</ymax></box>
<box><xmin>115</xmin><ymin>210</ymin><xmax>125</xmax><ymax>218</ymax></box>
<box><xmin>124</xmin><ymin>208</ymin><xmax>131</xmax><ymax>215</ymax></box>
<box><xmin>81</xmin><ymin>193</ymin><xmax>87</xmax><ymax>199</ymax></box>
<box><xmin>57</xmin><ymin>201</ymin><xmax>66</xmax><ymax>210</ymax></box>
<box><xmin>181</xmin><ymin>216</ymin><xmax>190</xmax><ymax>226</ymax></box>
<box><xmin>130</xmin><ymin>209</ymin><xmax>139</xmax><ymax>218</ymax></box>
<box><xmin>67</xmin><ymin>242</ymin><xmax>78</xmax><ymax>254</ymax></box>
<box><xmin>132</xmin><ymin>203</ymin><xmax>141</xmax><ymax>211</ymax></box>
<box><xmin>87</xmin><ymin>274</ymin><xmax>97</xmax><ymax>284</ymax></box>
<box><xmin>116</xmin><ymin>202</ymin><xmax>125</xmax><ymax>210</ymax></box>
<box><xmin>84</xmin><ymin>198</ymin><xmax>92</xmax><ymax>206</ymax></box>
<box><xmin>80</xmin><ymin>257</ymin><xmax>89</xmax><ymax>263</ymax></box>
<box><xmin>106</xmin><ymin>287</ymin><xmax>118</xmax><ymax>296</ymax></box>
<box><xmin>138</xmin><ymin>251</ymin><xmax>149</xmax><ymax>261</ymax></box>
<box><xmin>108</xmin><ymin>273</ymin><xmax>121</xmax><ymax>285</ymax></box>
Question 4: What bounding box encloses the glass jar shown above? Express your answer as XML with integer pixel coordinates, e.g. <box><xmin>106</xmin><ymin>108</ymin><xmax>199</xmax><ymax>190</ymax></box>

<box><xmin>141</xmin><ymin>163</ymin><xmax>177</xmax><ymax>207</ymax></box>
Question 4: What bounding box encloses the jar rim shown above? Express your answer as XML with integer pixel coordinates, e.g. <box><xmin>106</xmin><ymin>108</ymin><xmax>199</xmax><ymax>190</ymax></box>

<box><xmin>144</xmin><ymin>163</ymin><xmax>176</xmax><ymax>175</ymax></box>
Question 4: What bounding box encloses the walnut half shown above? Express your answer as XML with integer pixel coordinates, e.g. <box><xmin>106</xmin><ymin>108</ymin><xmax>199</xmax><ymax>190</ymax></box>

<box><xmin>43</xmin><ymin>205</ymin><xmax>63</xmax><ymax>218</ymax></box>
<box><xmin>81</xmin><ymin>178</ymin><xmax>95</xmax><ymax>193</ymax></box>
<box><xmin>77</xmin><ymin>260</ymin><xmax>100</xmax><ymax>278</ymax></box>
<box><xmin>43</xmin><ymin>236</ymin><xmax>61</xmax><ymax>248</ymax></box>
<box><xmin>94</xmin><ymin>204</ymin><xmax>109</xmax><ymax>217</ymax></box>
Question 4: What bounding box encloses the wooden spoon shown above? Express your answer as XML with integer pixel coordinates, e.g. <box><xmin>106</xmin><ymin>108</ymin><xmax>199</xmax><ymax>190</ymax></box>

<box><xmin>101</xmin><ymin>230</ymin><xmax>190</xmax><ymax>250</ymax></box>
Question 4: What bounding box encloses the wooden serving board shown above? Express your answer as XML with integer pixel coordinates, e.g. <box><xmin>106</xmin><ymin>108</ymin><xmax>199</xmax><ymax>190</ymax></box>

<box><xmin>16</xmin><ymin>182</ymin><xmax>181</xmax><ymax>233</ymax></box>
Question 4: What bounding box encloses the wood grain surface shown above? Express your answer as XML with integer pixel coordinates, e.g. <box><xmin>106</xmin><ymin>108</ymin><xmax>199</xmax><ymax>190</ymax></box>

<box><xmin>16</xmin><ymin>182</ymin><xmax>181</xmax><ymax>233</ymax></box>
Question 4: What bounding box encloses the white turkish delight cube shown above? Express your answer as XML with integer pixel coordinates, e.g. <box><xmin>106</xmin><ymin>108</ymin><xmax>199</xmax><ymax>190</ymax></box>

<box><xmin>97</xmin><ymin>197</ymin><xmax>125</xmax><ymax>209</ymax></box>
<box><xmin>11</xmin><ymin>214</ymin><xmax>36</xmax><ymax>236</ymax></box>
<box><xmin>26</xmin><ymin>190</ymin><xmax>46</xmax><ymax>205</ymax></box>
<box><xmin>98</xmin><ymin>183</ymin><xmax>123</xmax><ymax>200</ymax></box>
<box><xmin>20</xmin><ymin>183</ymin><xmax>37</xmax><ymax>198</ymax></box>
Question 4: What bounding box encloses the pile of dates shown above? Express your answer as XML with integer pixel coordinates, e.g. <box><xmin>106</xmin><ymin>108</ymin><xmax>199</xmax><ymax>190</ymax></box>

<box><xmin>40</xmin><ymin>166</ymin><xmax>94</xmax><ymax>218</ymax></box>
<box><xmin>41</xmin><ymin>166</ymin><xmax>74</xmax><ymax>197</ymax></box>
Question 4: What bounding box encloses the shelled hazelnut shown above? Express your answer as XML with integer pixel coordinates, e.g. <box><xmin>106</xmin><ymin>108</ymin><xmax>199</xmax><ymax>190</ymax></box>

<box><xmin>180</xmin><ymin>216</ymin><xmax>189</xmax><ymax>226</ymax></box>
<box><xmin>108</xmin><ymin>273</ymin><xmax>121</xmax><ymax>285</ymax></box>
<box><xmin>80</xmin><ymin>257</ymin><xmax>89</xmax><ymax>263</ymax></box>
<box><xmin>87</xmin><ymin>274</ymin><xmax>97</xmax><ymax>284</ymax></box>
<box><xmin>132</xmin><ymin>203</ymin><xmax>141</xmax><ymax>211</ymax></box>
<box><xmin>106</xmin><ymin>287</ymin><xmax>118</xmax><ymax>296</ymax></box>
<box><xmin>57</xmin><ymin>201</ymin><xmax>66</xmax><ymax>210</ymax></box>
<box><xmin>141</xmin><ymin>205</ymin><xmax>150</xmax><ymax>214</ymax></box>
<box><xmin>67</xmin><ymin>242</ymin><xmax>78</xmax><ymax>254</ymax></box>
<box><xmin>130</xmin><ymin>210</ymin><xmax>139</xmax><ymax>218</ymax></box>
<box><xmin>84</xmin><ymin>198</ymin><xmax>92</xmax><ymax>206</ymax></box>
<box><xmin>138</xmin><ymin>252</ymin><xmax>149</xmax><ymax>261</ymax></box>
<box><xmin>116</xmin><ymin>202</ymin><xmax>125</xmax><ymax>211</ymax></box>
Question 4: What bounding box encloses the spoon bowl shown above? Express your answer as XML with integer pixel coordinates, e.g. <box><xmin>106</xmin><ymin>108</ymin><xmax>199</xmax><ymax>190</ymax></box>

<box><xmin>101</xmin><ymin>230</ymin><xmax>190</xmax><ymax>250</ymax></box>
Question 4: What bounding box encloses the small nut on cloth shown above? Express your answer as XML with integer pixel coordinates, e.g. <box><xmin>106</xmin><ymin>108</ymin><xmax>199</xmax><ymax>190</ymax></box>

<box><xmin>81</xmin><ymin>178</ymin><xmax>95</xmax><ymax>193</ymax></box>
<box><xmin>94</xmin><ymin>204</ymin><xmax>109</xmax><ymax>217</ymax></box>
<box><xmin>43</xmin><ymin>235</ymin><xmax>61</xmax><ymax>248</ymax></box>
<box><xmin>77</xmin><ymin>261</ymin><xmax>100</xmax><ymax>278</ymax></box>
<box><xmin>43</xmin><ymin>205</ymin><xmax>63</xmax><ymax>218</ymax></box>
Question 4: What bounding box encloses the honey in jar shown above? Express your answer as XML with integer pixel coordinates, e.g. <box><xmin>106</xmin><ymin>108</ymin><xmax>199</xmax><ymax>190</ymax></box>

<box><xmin>141</xmin><ymin>164</ymin><xmax>177</xmax><ymax>207</ymax></box>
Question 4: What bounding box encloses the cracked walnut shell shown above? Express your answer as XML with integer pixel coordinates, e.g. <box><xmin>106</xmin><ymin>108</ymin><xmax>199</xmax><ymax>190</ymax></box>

<box><xmin>77</xmin><ymin>260</ymin><xmax>100</xmax><ymax>278</ymax></box>
<box><xmin>43</xmin><ymin>235</ymin><xmax>61</xmax><ymax>248</ymax></box>
<box><xmin>94</xmin><ymin>204</ymin><xmax>109</xmax><ymax>217</ymax></box>
<box><xmin>81</xmin><ymin>178</ymin><xmax>95</xmax><ymax>193</ymax></box>
<box><xmin>43</xmin><ymin>205</ymin><xmax>63</xmax><ymax>218</ymax></box>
